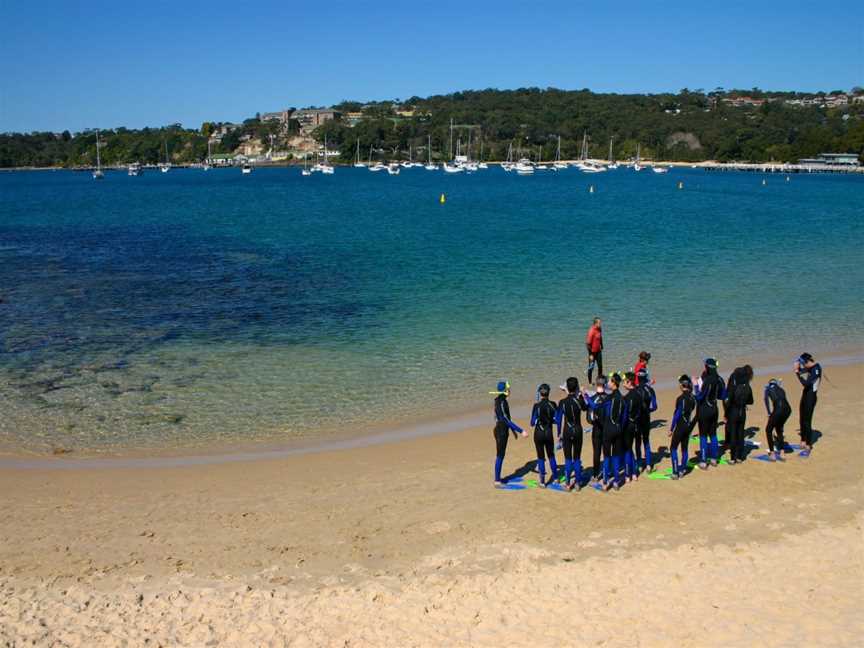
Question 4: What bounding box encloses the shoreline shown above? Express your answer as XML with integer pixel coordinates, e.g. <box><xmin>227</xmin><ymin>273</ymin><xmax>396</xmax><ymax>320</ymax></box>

<box><xmin>2</xmin><ymin>348</ymin><xmax>861</xmax><ymax>467</ymax></box>
<box><xmin>3</xmin><ymin>160</ymin><xmax>863</xmax><ymax>173</ymax></box>
<box><xmin>1</xmin><ymin>361</ymin><xmax>861</xmax><ymax>645</ymax></box>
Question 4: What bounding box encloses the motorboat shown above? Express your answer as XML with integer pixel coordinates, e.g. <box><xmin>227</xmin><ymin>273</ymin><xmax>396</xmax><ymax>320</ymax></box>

<box><xmin>369</xmin><ymin>163</ymin><xmax>387</xmax><ymax>172</ymax></box>
<box><xmin>386</xmin><ymin>163</ymin><xmax>401</xmax><ymax>175</ymax></box>
<box><xmin>442</xmin><ymin>162</ymin><xmax>464</xmax><ymax>173</ymax></box>
<box><xmin>128</xmin><ymin>162</ymin><xmax>143</xmax><ymax>176</ymax></box>
<box><xmin>515</xmin><ymin>158</ymin><xmax>535</xmax><ymax>175</ymax></box>
<box><xmin>241</xmin><ymin>163</ymin><xmax>253</xmax><ymax>174</ymax></box>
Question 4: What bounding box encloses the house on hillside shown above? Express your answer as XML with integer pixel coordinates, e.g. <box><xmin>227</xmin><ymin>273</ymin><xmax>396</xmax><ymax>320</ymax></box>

<box><xmin>293</xmin><ymin>109</ymin><xmax>341</xmax><ymax>133</ymax></box>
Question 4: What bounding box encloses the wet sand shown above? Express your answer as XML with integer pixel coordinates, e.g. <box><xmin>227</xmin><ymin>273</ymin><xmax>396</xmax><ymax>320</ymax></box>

<box><xmin>1</xmin><ymin>363</ymin><xmax>862</xmax><ymax>646</ymax></box>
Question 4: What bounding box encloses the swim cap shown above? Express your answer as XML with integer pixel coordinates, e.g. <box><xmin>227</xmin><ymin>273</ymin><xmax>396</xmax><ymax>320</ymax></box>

<box><xmin>704</xmin><ymin>358</ymin><xmax>718</xmax><ymax>369</ymax></box>
<box><xmin>767</xmin><ymin>378</ymin><xmax>781</xmax><ymax>387</ymax></box>
<box><xmin>799</xmin><ymin>353</ymin><xmax>813</xmax><ymax>364</ymax></box>
<box><xmin>490</xmin><ymin>381</ymin><xmax>511</xmax><ymax>395</ymax></box>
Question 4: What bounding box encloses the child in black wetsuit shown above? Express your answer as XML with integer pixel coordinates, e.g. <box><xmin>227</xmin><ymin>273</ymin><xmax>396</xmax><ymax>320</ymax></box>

<box><xmin>764</xmin><ymin>379</ymin><xmax>792</xmax><ymax>461</ymax></box>
<box><xmin>725</xmin><ymin>370</ymin><xmax>754</xmax><ymax>464</ymax></box>
<box><xmin>531</xmin><ymin>383</ymin><xmax>560</xmax><ymax>487</ymax></box>
<box><xmin>492</xmin><ymin>381</ymin><xmax>526</xmax><ymax>487</ymax></box>
<box><xmin>557</xmin><ymin>377</ymin><xmax>588</xmax><ymax>491</ymax></box>
<box><xmin>669</xmin><ymin>375</ymin><xmax>697</xmax><ymax>479</ymax></box>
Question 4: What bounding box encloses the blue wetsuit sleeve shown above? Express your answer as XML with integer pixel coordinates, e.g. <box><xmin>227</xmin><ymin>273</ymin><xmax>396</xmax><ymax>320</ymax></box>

<box><xmin>583</xmin><ymin>394</ymin><xmax>598</xmax><ymax>410</ymax></box>
<box><xmin>694</xmin><ymin>383</ymin><xmax>705</xmax><ymax>403</ymax></box>
<box><xmin>622</xmin><ymin>402</ymin><xmax>629</xmax><ymax>424</ymax></box>
<box><xmin>555</xmin><ymin>402</ymin><xmax>564</xmax><ymax>435</ymax></box>
<box><xmin>649</xmin><ymin>388</ymin><xmax>658</xmax><ymax>412</ymax></box>
<box><xmin>670</xmin><ymin>403</ymin><xmax>681</xmax><ymax>431</ymax></box>
<box><xmin>530</xmin><ymin>403</ymin><xmax>538</xmax><ymax>427</ymax></box>
<box><xmin>501</xmin><ymin>400</ymin><xmax>523</xmax><ymax>433</ymax></box>
<box><xmin>764</xmin><ymin>388</ymin><xmax>773</xmax><ymax>416</ymax></box>
<box><xmin>719</xmin><ymin>379</ymin><xmax>727</xmax><ymax>401</ymax></box>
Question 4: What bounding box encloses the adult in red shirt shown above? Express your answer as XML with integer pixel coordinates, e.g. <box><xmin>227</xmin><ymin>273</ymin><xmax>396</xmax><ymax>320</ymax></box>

<box><xmin>634</xmin><ymin>351</ymin><xmax>651</xmax><ymax>384</ymax></box>
<box><xmin>585</xmin><ymin>318</ymin><xmax>603</xmax><ymax>383</ymax></box>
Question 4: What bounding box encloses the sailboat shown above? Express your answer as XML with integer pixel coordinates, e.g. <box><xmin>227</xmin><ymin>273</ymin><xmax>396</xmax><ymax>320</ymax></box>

<box><xmin>202</xmin><ymin>139</ymin><xmax>212</xmax><ymax>170</ymax></box>
<box><xmin>425</xmin><ymin>135</ymin><xmax>437</xmax><ymax>170</ymax></box>
<box><xmin>401</xmin><ymin>144</ymin><xmax>413</xmax><ymax>169</ymax></box>
<box><xmin>314</xmin><ymin>137</ymin><xmax>334</xmax><ymax>174</ymax></box>
<box><xmin>502</xmin><ymin>142</ymin><xmax>514</xmax><ymax>171</ymax></box>
<box><xmin>535</xmin><ymin>146</ymin><xmax>548</xmax><ymax>170</ymax></box>
<box><xmin>443</xmin><ymin>118</ymin><xmax>465</xmax><ymax>173</ymax></box>
<box><xmin>652</xmin><ymin>143</ymin><xmax>669</xmax><ymax>173</ymax></box>
<box><xmin>160</xmin><ymin>140</ymin><xmax>170</xmax><ymax>173</ymax></box>
<box><xmin>607</xmin><ymin>137</ymin><xmax>619</xmax><ymax>169</ymax></box>
<box><xmin>353</xmin><ymin>139</ymin><xmax>365</xmax><ymax>168</ymax></box>
<box><xmin>553</xmin><ymin>135</ymin><xmax>567</xmax><ymax>170</ymax></box>
<box><xmin>92</xmin><ymin>130</ymin><xmax>104</xmax><ymax>179</ymax></box>
<box><xmin>301</xmin><ymin>152</ymin><xmax>311</xmax><ymax>176</ymax></box>
<box><xmin>633</xmin><ymin>144</ymin><xmax>643</xmax><ymax>171</ymax></box>
<box><xmin>478</xmin><ymin>140</ymin><xmax>488</xmax><ymax>169</ymax></box>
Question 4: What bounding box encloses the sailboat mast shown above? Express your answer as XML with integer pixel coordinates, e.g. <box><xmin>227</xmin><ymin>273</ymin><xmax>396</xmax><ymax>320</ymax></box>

<box><xmin>95</xmin><ymin>130</ymin><xmax>101</xmax><ymax>170</ymax></box>
<box><xmin>449</xmin><ymin>118</ymin><xmax>454</xmax><ymax>161</ymax></box>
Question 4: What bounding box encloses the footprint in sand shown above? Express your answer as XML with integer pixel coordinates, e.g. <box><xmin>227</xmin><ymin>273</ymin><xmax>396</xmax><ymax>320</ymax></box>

<box><xmin>724</xmin><ymin>524</ymin><xmax>737</xmax><ymax>531</ymax></box>
<box><xmin>424</xmin><ymin>521</ymin><xmax>451</xmax><ymax>535</ymax></box>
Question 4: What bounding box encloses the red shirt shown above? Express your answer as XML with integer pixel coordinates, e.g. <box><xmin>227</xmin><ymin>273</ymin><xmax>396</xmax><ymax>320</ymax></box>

<box><xmin>634</xmin><ymin>359</ymin><xmax>647</xmax><ymax>384</ymax></box>
<box><xmin>585</xmin><ymin>325</ymin><xmax>603</xmax><ymax>354</ymax></box>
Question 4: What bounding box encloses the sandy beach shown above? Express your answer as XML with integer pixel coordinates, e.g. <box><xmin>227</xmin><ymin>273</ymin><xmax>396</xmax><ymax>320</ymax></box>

<box><xmin>1</xmin><ymin>362</ymin><xmax>862</xmax><ymax>647</ymax></box>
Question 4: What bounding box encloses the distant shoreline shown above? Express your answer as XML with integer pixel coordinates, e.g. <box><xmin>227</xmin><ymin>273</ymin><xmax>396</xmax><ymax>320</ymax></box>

<box><xmin>3</xmin><ymin>160</ymin><xmax>863</xmax><ymax>173</ymax></box>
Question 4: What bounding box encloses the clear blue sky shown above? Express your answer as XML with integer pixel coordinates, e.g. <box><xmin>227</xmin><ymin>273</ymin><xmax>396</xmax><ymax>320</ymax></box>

<box><xmin>1</xmin><ymin>0</ymin><xmax>862</xmax><ymax>133</ymax></box>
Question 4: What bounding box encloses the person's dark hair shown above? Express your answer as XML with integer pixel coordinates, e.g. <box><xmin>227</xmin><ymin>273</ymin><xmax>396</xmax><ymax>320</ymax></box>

<box><xmin>593</xmin><ymin>317</ymin><xmax>601</xmax><ymax>325</ymax></box>
<box><xmin>538</xmin><ymin>383</ymin><xmax>550</xmax><ymax>398</ymax></box>
<box><xmin>595</xmin><ymin>375</ymin><xmax>607</xmax><ymax>387</ymax></box>
<box><xmin>743</xmin><ymin>364</ymin><xmax>754</xmax><ymax>381</ymax></box>
<box><xmin>566</xmin><ymin>377</ymin><xmax>579</xmax><ymax>393</ymax></box>
<box><xmin>679</xmin><ymin>374</ymin><xmax>692</xmax><ymax>388</ymax></box>
<box><xmin>609</xmin><ymin>373</ymin><xmax>622</xmax><ymax>387</ymax></box>
<box><xmin>624</xmin><ymin>371</ymin><xmax>636</xmax><ymax>383</ymax></box>
<box><xmin>639</xmin><ymin>351</ymin><xmax>651</xmax><ymax>361</ymax></box>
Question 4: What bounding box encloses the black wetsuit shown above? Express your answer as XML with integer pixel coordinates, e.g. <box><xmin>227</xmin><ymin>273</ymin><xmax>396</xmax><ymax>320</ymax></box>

<box><xmin>493</xmin><ymin>395</ymin><xmax>519</xmax><ymax>459</ymax></box>
<box><xmin>670</xmin><ymin>392</ymin><xmax>697</xmax><ymax>473</ymax></box>
<box><xmin>696</xmin><ymin>370</ymin><xmax>726</xmax><ymax>462</ymax></box>
<box><xmin>623</xmin><ymin>387</ymin><xmax>643</xmax><ymax>475</ymax></box>
<box><xmin>531</xmin><ymin>399</ymin><xmax>559</xmax><ymax>464</ymax></box>
<box><xmin>796</xmin><ymin>363</ymin><xmax>822</xmax><ymax>446</ymax></box>
<box><xmin>725</xmin><ymin>380</ymin><xmax>754</xmax><ymax>461</ymax></box>
<box><xmin>635</xmin><ymin>383</ymin><xmax>657</xmax><ymax>468</ymax></box>
<box><xmin>764</xmin><ymin>383</ymin><xmax>792</xmax><ymax>452</ymax></box>
<box><xmin>587</xmin><ymin>391</ymin><xmax>609</xmax><ymax>479</ymax></box>
<box><xmin>724</xmin><ymin>368</ymin><xmax>748</xmax><ymax>446</ymax></box>
<box><xmin>558</xmin><ymin>393</ymin><xmax>587</xmax><ymax>466</ymax></box>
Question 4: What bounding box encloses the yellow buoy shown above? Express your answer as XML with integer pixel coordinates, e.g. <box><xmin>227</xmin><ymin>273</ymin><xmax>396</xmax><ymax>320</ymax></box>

<box><xmin>439</xmin><ymin>193</ymin><xmax>446</xmax><ymax>204</ymax></box>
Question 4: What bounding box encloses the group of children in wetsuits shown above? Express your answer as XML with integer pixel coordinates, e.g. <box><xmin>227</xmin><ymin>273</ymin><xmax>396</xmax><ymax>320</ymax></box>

<box><xmin>491</xmin><ymin>352</ymin><xmax>823</xmax><ymax>490</ymax></box>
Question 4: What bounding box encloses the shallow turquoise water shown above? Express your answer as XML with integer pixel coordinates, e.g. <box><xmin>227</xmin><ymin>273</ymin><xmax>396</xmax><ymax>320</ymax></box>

<box><xmin>1</xmin><ymin>167</ymin><xmax>862</xmax><ymax>453</ymax></box>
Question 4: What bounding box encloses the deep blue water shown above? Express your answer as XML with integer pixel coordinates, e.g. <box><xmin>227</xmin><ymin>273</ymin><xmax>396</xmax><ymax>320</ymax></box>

<box><xmin>1</xmin><ymin>166</ymin><xmax>862</xmax><ymax>453</ymax></box>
